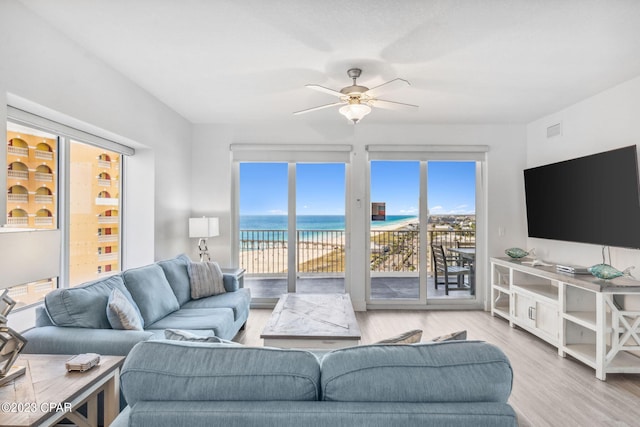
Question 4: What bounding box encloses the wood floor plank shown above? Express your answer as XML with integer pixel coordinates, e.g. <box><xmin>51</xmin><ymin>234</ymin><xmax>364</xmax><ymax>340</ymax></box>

<box><xmin>236</xmin><ymin>308</ymin><xmax>640</xmax><ymax>426</ymax></box>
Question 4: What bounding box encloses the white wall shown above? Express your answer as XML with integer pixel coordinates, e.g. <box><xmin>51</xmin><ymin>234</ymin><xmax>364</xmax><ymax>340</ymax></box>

<box><xmin>0</xmin><ymin>1</ymin><xmax>193</xmax><ymax>263</ymax></box>
<box><xmin>1</xmin><ymin>1</ymin><xmax>193</xmax><ymax>329</ymax></box>
<box><xmin>192</xmin><ymin>121</ymin><xmax>527</xmax><ymax>309</ymax></box>
<box><xmin>526</xmin><ymin>75</ymin><xmax>640</xmax><ymax>270</ymax></box>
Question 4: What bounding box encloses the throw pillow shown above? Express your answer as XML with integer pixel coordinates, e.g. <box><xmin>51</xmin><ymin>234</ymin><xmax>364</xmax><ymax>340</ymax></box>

<box><xmin>429</xmin><ymin>330</ymin><xmax>467</xmax><ymax>342</ymax></box>
<box><xmin>164</xmin><ymin>329</ymin><xmax>240</xmax><ymax>345</ymax></box>
<box><xmin>187</xmin><ymin>260</ymin><xmax>226</xmax><ymax>299</ymax></box>
<box><xmin>375</xmin><ymin>329</ymin><xmax>423</xmax><ymax>344</ymax></box>
<box><xmin>107</xmin><ymin>288</ymin><xmax>144</xmax><ymax>331</ymax></box>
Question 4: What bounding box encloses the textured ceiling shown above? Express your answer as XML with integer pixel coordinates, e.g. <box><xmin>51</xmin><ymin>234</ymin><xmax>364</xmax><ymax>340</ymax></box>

<box><xmin>18</xmin><ymin>0</ymin><xmax>640</xmax><ymax>125</ymax></box>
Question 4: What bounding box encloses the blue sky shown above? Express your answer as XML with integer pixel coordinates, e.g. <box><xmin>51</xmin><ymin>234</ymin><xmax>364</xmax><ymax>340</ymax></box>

<box><xmin>240</xmin><ymin>161</ymin><xmax>475</xmax><ymax>215</ymax></box>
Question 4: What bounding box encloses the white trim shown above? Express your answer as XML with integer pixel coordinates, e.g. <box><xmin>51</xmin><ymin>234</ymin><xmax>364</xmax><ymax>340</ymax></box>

<box><xmin>230</xmin><ymin>143</ymin><xmax>352</xmax><ymax>163</ymax></box>
<box><xmin>366</xmin><ymin>144</ymin><xmax>488</xmax><ymax>161</ymax></box>
<box><xmin>7</xmin><ymin>106</ymin><xmax>135</xmax><ymax>156</ymax></box>
<box><xmin>365</xmin><ymin>156</ymin><xmax>486</xmax><ymax>309</ymax></box>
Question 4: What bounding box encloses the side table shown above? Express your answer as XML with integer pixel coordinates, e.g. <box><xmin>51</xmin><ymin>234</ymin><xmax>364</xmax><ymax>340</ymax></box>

<box><xmin>0</xmin><ymin>354</ymin><xmax>125</xmax><ymax>427</ymax></box>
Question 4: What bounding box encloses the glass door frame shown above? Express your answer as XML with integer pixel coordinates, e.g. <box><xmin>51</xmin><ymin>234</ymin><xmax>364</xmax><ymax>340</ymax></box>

<box><xmin>230</xmin><ymin>145</ymin><xmax>352</xmax><ymax>307</ymax></box>
<box><xmin>365</xmin><ymin>147</ymin><xmax>487</xmax><ymax>310</ymax></box>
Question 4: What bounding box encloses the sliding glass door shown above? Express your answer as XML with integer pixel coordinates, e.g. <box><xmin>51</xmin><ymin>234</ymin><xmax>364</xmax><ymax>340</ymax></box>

<box><xmin>238</xmin><ymin>162</ymin><xmax>346</xmax><ymax>300</ymax></box>
<box><xmin>367</xmin><ymin>159</ymin><xmax>479</xmax><ymax>305</ymax></box>
<box><xmin>296</xmin><ymin>163</ymin><xmax>346</xmax><ymax>294</ymax></box>
<box><xmin>239</xmin><ymin>163</ymin><xmax>288</xmax><ymax>298</ymax></box>
<box><xmin>369</xmin><ymin>161</ymin><xmax>422</xmax><ymax>302</ymax></box>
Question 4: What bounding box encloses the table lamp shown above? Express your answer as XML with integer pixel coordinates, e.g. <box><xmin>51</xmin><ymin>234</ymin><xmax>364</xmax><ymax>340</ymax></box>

<box><xmin>189</xmin><ymin>217</ymin><xmax>219</xmax><ymax>261</ymax></box>
<box><xmin>0</xmin><ymin>289</ymin><xmax>27</xmax><ymax>386</ymax></box>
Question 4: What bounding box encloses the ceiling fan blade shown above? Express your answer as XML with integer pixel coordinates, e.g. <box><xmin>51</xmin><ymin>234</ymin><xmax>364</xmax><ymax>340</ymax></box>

<box><xmin>305</xmin><ymin>84</ymin><xmax>345</xmax><ymax>97</ymax></box>
<box><xmin>364</xmin><ymin>78</ymin><xmax>410</xmax><ymax>98</ymax></box>
<box><xmin>293</xmin><ymin>101</ymin><xmax>345</xmax><ymax>115</ymax></box>
<box><xmin>368</xmin><ymin>99</ymin><xmax>419</xmax><ymax>111</ymax></box>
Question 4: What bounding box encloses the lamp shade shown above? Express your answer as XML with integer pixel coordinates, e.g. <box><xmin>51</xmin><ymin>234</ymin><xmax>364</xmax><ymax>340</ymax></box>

<box><xmin>189</xmin><ymin>217</ymin><xmax>219</xmax><ymax>238</ymax></box>
<box><xmin>339</xmin><ymin>103</ymin><xmax>371</xmax><ymax>124</ymax></box>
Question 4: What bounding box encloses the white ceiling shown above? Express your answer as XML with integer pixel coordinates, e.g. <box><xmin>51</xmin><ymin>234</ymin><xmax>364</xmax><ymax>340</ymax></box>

<box><xmin>18</xmin><ymin>0</ymin><xmax>640</xmax><ymax>125</ymax></box>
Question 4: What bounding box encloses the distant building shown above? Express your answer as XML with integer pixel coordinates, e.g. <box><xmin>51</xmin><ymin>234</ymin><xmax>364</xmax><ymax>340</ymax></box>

<box><xmin>6</xmin><ymin>129</ymin><xmax>121</xmax><ymax>306</ymax></box>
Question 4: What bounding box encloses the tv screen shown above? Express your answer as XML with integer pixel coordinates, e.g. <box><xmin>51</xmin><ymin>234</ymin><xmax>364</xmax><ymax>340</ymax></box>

<box><xmin>524</xmin><ymin>145</ymin><xmax>640</xmax><ymax>249</ymax></box>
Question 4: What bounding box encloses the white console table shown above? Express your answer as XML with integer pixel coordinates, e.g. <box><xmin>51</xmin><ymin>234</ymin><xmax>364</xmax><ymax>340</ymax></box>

<box><xmin>491</xmin><ymin>257</ymin><xmax>640</xmax><ymax>380</ymax></box>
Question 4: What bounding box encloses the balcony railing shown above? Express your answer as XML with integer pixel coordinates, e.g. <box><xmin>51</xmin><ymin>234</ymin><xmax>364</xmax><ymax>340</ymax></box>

<box><xmin>240</xmin><ymin>229</ymin><xmax>475</xmax><ymax>275</ymax></box>
<box><xmin>8</xmin><ymin>146</ymin><xmax>28</xmax><ymax>156</ymax></box>
<box><xmin>6</xmin><ymin>217</ymin><xmax>28</xmax><ymax>225</ymax></box>
<box><xmin>98</xmin><ymin>216</ymin><xmax>119</xmax><ymax>224</ymax></box>
<box><xmin>35</xmin><ymin>195</ymin><xmax>53</xmax><ymax>204</ymax></box>
<box><xmin>34</xmin><ymin>150</ymin><xmax>54</xmax><ymax>160</ymax></box>
<box><xmin>35</xmin><ymin>172</ymin><xmax>53</xmax><ymax>182</ymax></box>
<box><xmin>34</xmin><ymin>217</ymin><xmax>54</xmax><ymax>226</ymax></box>
<box><xmin>8</xmin><ymin>170</ymin><xmax>29</xmax><ymax>180</ymax></box>
<box><xmin>8</xmin><ymin>194</ymin><xmax>28</xmax><ymax>203</ymax></box>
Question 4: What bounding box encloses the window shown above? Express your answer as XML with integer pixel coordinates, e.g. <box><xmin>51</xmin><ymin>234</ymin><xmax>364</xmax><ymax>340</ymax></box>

<box><xmin>4</xmin><ymin>108</ymin><xmax>133</xmax><ymax>308</ymax></box>
<box><xmin>69</xmin><ymin>141</ymin><xmax>122</xmax><ymax>286</ymax></box>
<box><xmin>4</xmin><ymin>123</ymin><xmax>59</xmax><ymax>308</ymax></box>
<box><xmin>6</xmin><ymin>123</ymin><xmax>58</xmax><ymax>229</ymax></box>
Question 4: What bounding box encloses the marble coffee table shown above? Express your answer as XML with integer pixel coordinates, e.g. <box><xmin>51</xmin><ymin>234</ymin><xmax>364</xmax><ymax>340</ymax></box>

<box><xmin>260</xmin><ymin>293</ymin><xmax>361</xmax><ymax>349</ymax></box>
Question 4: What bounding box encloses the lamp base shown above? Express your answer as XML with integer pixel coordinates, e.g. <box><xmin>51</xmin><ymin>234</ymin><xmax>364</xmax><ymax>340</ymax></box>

<box><xmin>198</xmin><ymin>238</ymin><xmax>210</xmax><ymax>262</ymax></box>
<box><xmin>0</xmin><ymin>365</ymin><xmax>26</xmax><ymax>386</ymax></box>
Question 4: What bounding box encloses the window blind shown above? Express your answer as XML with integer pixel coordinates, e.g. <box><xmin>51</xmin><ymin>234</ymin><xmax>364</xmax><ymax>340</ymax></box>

<box><xmin>7</xmin><ymin>106</ymin><xmax>135</xmax><ymax>156</ymax></box>
<box><xmin>230</xmin><ymin>144</ymin><xmax>352</xmax><ymax>163</ymax></box>
<box><xmin>366</xmin><ymin>144</ymin><xmax>488</xmax><ymax>161</ymax></box>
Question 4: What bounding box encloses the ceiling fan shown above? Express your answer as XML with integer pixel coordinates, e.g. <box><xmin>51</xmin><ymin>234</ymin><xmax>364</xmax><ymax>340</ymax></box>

<box><xmin>293</xmin><ymin>68</ymin><xmax>418</xmax><ymax>124</ymax></box>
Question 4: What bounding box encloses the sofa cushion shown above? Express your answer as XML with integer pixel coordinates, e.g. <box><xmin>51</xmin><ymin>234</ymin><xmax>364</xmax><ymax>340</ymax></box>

<box><xmin>123</xmin><ymin>263</ymin><xmax>180</xmax><ymax>325</ymax></box>
<box><xmin>119</xmin><ymin>401</ymin><xmax>518</xmax><ymax>427</ymax></box>
<box><xmin>146</xmin><ymin>308</ymin><xmax>235</xmax><ymax>338</ymax></box>
<box><xmin>165</xmin><ymin>328</ymin><xmax>221</xmax><ymax>343</ymax></box>
<box><xmin>44</xmin><ymin>275</ymin><xmax>127</xmax><ymax>329</ymax></box>
<box><xmin>180</xmin><ymin>288</ymin><xmax>251</xmax><ymax>321</ymax></box>
<box><xmin>157</xmin><ymin>254</ymin><xmax>192</xmax><ymax>306</ymax></box>
<box><xmin>121</xmin><ymin>340</ymin><xmax>321</xmax><ymax>405</ymax></box>
<box><xmin>22</xmin><ymin>326</ymin><xmax>154</xmax><ymax>356</ymax></box>
<box><xmin>107</xmin><ymin>288</ymin><xmax>144</xmax><ymax>330</ymax></box>
<box><xmin>320</xmin><ymin>341</ymin><xmax>513</xmax><ymax>403</ymax></box>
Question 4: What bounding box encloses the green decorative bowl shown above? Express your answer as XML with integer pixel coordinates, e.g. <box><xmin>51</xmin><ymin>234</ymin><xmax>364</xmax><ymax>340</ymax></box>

<box><xmin>505</xmin><ymin>248</ymin><xmax>529</xmax><ymax>259</ymax></box>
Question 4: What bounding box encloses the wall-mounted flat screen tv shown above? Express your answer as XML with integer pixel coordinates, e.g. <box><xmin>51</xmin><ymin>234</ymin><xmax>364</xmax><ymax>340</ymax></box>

<box><xmin>524</xmin><ymin>145</ymin><xmax>640</xmax><ymax>249</ymax></box>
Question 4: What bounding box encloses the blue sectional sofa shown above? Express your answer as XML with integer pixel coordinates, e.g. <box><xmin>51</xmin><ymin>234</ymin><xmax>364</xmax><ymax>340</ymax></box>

<box><xmin>111</xmin><ymin>339</ymin><xmax>517</xmax><ymax>427</ymax></box>
<box><xmin>22</xmin><ymin>254</ymin><xmax>251</xmax><ymax>356</ymax></box>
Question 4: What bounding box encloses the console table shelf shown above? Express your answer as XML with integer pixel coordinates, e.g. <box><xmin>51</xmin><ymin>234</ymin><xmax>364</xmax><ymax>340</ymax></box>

<box><xmin>564</xmin><ymin>311</ymin><xmax>597</xmax><ymax>330</ymax></box>
<box><xmin>491</xmin><ymin>257</ymin><xmax>640</xmax><ymax>380</ymax></box>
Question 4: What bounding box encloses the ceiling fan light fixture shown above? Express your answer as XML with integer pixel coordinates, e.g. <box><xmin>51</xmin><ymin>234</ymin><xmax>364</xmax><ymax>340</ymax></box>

<box><xmin>339</xmin><ymin>103</ymin><xmax>371</xmax><ymax>124</ymax></box>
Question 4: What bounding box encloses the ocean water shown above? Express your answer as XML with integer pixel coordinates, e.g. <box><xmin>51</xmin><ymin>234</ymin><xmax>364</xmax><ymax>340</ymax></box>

<box><xmin>240</xmin><ymin>215</ymin><xmax>417</xmax><ymax>231</ymax></box>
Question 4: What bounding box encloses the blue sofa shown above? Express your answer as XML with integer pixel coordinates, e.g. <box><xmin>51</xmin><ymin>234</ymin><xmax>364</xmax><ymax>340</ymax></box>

<box><xmin>22</xmin><ymin>254</ymin><xmax>251</xmax><ymax>356</ymax></box>
<box><xmin>111</xmin><ymin>339</ymin><xmax>517</xmax><ymax>426</ymax></box>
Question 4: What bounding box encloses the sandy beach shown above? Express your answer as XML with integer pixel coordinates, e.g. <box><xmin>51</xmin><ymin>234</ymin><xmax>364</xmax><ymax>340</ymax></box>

<box><xmin>240</xmin><ymin>218</ymin><xmax>419</xmax><ymax>274</ymax></box>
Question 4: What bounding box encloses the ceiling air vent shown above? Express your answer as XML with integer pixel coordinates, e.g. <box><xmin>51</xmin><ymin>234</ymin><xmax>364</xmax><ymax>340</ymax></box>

<box><xmin>547</xmin><ymin>122</ymin><xmax>562</xmax><ymax>138</ymax></box>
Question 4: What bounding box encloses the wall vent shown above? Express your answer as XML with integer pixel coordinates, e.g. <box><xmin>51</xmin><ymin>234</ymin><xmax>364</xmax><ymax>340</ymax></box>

<box><xmin>547</xmin><ymin>122</ymin><xmax>562</xmax><ymax>138</ymax></box>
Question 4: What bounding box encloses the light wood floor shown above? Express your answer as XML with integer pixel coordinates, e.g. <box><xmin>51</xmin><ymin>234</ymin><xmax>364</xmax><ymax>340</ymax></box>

<box><xmin>235</xmin><ymin>309</ymin><xmax>640</xmax><ymax>427</ymax></box>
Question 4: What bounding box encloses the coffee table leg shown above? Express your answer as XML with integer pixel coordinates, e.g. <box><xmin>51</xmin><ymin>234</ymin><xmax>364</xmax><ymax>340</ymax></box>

<box><xmin>103</xmin><ymin>368</ymin><xmax>121</xmax><ymax>426</ymax></box>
